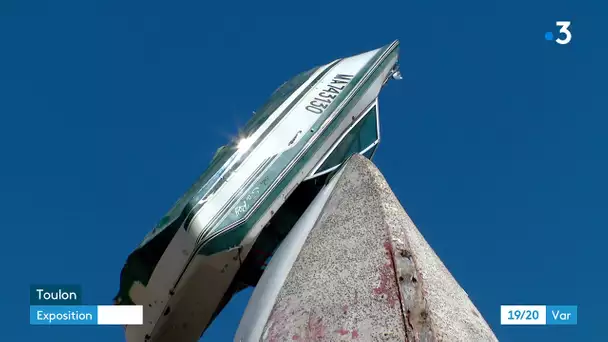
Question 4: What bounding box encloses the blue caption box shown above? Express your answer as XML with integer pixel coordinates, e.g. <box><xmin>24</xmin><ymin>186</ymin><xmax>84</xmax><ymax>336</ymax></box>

<box><xmin>30</xmin><ymin>285</ymin><xmax>82</xmax><ymax>305</ymax></box>
<box><xmin>30</xmin><ymin>306</ymin><xmax>97</xmax><ymax>325</ymax></box>
<box><xmin>547</xmin><ymin>305</ymin><xmax>577</xmax><ymax>325</ymax></box>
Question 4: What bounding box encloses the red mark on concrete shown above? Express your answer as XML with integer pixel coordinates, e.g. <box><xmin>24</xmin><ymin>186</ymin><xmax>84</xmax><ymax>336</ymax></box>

<box><xmin>335</xmin><ymin>328</ymin><xmax>349</xmax><ymax>336</ymax></box>
<box><xmin>306</xmin><ymin>314</ymin><xmax>325</xmax><ymax>339</ymax></box>
<box><xmin>373</xmin><ymin>241</ymin><xmax>399</xmax><ymax>307</ymax></box>
<box><xmin>266</xmin><ymin>304</ymin><xmax>290</xmax><ymax>342</ymax></box>
<box><xmin>264</xmin><ymin>303</ymin><xmax>329</xmax><ymax>341</ymax></box>
<box><xmin>334</xmin><ymin>327</ymin><xmax>361</xmax><ymax>339</ymax></box>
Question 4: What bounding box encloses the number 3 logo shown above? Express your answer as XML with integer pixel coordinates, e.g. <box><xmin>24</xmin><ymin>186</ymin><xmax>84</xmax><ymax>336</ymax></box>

<box><xmin>556</xmin><ymin>21</ymin><xmax>572</xmax><ymax>45</ymax></box>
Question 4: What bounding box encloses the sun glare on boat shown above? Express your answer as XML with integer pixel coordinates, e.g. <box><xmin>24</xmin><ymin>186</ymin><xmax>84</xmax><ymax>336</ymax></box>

<box><xmin>237</xmin><ymin>137</ymin><xmax>253</xmax><ymax>151</ymax></box>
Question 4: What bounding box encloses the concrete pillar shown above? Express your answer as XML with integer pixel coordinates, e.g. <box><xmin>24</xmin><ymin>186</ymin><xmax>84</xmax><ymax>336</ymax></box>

<box><xmin>252</xmin><ymin>155</ymin><xmax>497</xmax><ymax>341</ymax></box>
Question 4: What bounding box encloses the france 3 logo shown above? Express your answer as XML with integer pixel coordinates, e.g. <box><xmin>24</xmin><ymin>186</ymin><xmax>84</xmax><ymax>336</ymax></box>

<box><xmin>545</xmin><ymin>21</ymin><xmax>572</xmax><ymax>45</ymax></box>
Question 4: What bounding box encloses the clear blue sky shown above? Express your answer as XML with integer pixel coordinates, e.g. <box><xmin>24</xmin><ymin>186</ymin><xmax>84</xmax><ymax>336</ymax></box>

<box><xmin>2</xmin><ymin>0</ymin><xmax>605</xmax><ymax>341</ymax></box>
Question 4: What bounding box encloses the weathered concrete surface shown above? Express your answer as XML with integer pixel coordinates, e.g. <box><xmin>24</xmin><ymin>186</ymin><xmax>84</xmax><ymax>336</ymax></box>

<box><xmin>261</xmin><ymin>155</ymin><xmax>497</xmax><ymax>341</ymax></box>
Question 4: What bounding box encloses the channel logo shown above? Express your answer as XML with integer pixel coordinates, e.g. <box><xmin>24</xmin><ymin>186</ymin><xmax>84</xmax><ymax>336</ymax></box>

<box><xmin>545</xmin><ymin>21</ymin><xmax>572</xmax><ymax>45</ymax></box>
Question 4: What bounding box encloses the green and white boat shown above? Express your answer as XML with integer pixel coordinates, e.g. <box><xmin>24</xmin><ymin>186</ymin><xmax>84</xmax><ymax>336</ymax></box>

<box><xmin>116</xmin><ymin>40</ymin><xmax>401</xmax><ymax>341</ymax></box>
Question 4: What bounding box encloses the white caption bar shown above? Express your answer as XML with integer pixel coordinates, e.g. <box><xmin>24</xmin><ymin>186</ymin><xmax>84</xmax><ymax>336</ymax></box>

<box><xmin>97</xmin><ymin>305</ymin><xmax>143</xmax><ymax>325</ymax></box>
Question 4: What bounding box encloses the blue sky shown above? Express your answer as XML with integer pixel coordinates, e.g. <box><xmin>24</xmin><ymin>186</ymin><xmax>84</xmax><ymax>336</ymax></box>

<box><xmin>2</xmin><ymin>0</ymin><xmax>605</xmax><ymax>341</ymax></box>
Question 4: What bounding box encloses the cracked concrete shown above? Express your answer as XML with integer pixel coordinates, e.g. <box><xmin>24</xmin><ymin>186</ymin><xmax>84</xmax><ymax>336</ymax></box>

<box><xmin>261</xmin><ymin>155</ymin><xmax>497</xmax><ymax>341</ymax></box>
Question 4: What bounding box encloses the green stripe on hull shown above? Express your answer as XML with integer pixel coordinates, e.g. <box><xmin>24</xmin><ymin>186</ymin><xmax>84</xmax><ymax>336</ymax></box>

<box><xmin>183</xmin><ymin>60</ymin><xmax>341</xmax><ymax>235</ymax></box>
<box><xmin>199</xmin><ymin>45</ymin><xmax>399</xmax><ymax>255</ymax></box>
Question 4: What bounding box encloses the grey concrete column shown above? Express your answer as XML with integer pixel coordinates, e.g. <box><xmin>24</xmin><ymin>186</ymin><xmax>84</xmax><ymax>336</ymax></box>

<box><xmin>247</xmin><ymin>155</ymin><xmax>497</xmax><ymax>341</ymax></box>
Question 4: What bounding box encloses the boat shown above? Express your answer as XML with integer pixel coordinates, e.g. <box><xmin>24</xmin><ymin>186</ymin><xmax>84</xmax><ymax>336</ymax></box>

<box><xmin>115</xmin><ymin>39</ymin><xmax>402</xmax><ymax>341</ymax></box>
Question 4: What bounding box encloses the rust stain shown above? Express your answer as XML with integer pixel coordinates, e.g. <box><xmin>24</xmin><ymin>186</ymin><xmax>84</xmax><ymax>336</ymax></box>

<box><xmin>373</xmin><ymin>241</ymin><xmax>399</xmax><ymax>307</ymax></box>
